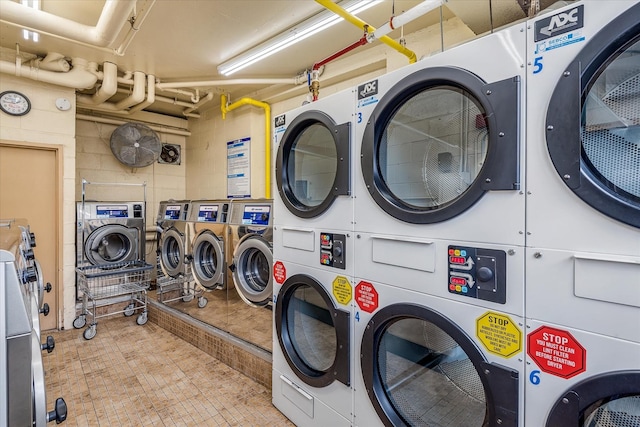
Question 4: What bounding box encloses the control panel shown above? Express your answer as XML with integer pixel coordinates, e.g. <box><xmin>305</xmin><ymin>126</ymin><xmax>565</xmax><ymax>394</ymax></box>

<box><xmin>320</xmin><ymin>232</ymin><xmax>346</xmax><ymax>270</ymax></box>
<box><xmin>448</xmin><ymin>245</ymin><xmax>506</xmax><ymax>304</ymax></box>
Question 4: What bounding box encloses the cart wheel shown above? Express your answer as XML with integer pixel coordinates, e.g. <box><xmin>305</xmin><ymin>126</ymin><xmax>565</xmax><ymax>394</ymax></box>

<box><xmin>124</xmin><ymin>303</ymin><xmax>135</xmax><ymax>317</ymax></box>
<box><xmin>73</xmin><ymin>315</ymin><xmax>86</xmax><ymax>329</ymax></box>
<box><xmin>136</xmin><ymin>312</ymin><xmax>148</xmax><ymax>325</ymax></box>
<box><xmin>182</xmin><ymin>294</ymin><xmax>194</xmax><ymax>303</ymax></box>
<box><xmin>198</xmin><ymin>297</ymin><xmax>208</xmax><ymax>308</ymax></box>
<box><xmin>83</xmin><ymin>325</ymin><xmax>96</xmax><ymax>340</ymax></box>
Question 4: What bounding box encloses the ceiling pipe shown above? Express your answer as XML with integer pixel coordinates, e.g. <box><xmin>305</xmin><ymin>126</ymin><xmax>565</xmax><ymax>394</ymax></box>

<box><xmin>221</xmin><ymin>94</ymin><xmax>272</xmax><ymax>199</ymax></box>
<box><xmin>155</xmin><ymin>78</ymin><xmax>297</xmax><ymax>90</ymax></box>
<box><xmin>182</xmin><ymin>92</ymin><xmax>214</xmax><ymax>117</ymax></box>
<box><xmin>128</xmin><ymin>75</ymin><xmax>156</xmax><ymax>114</ymax></box>
<box><xmin>315</xmin><ymin>0</ymin><xmax>417</xmax><ymax>63</ymax></box>
<box><xmin>30</xmin><ymin>52</ymin><xmax>70</xmax><ymax>72</ymax></box>
<box><xmin>0</xmin><ymin>57</ymin><xmax>98</xmax><ymax>89</ymax></box>
<box><xmin>114</xmin><ymin>0</ymin><xmax>157</xmax><ymax>56</ymax></box>
<box><xmin>371</xmin><ymin>0</ymin><xmax>444</xmax><ymax>40</ymax></box>
<box><xmin>0</xmin><ymin>0</ymin><xmax>136</xmax><ymax>48</ymax></box>
<box><xmin>76</xmin><ymin>114</ymin><xmax>191</xmax><ymax>137</ymax></box>
<box><xmin>76</xmin><ymin>62</ymin><xmax>118</xmax><ymax>105</ymax></box>
<box><xmin>115</xmin><ymin>71</ymin><xmax>146</xmax><ymax>110</ymax></box>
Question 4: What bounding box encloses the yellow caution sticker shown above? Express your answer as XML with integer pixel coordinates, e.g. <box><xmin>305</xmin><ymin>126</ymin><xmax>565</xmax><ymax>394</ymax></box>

<box><xmin>332</xmin><ymin>276</ymin><xmax>352</xmax><ymax>305</ymax></box>
<box><xmin>476</xmin><ymin>311</ymin><xmax>522</xmax><ymax>358</ymax></box>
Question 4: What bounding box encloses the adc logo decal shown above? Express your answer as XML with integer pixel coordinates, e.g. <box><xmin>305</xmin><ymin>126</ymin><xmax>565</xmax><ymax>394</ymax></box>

<box><xmin>534</xmin><ymin>4</ymin><xmax>583</xmax><ymax>42</ymax></box>
<box><xmin>358</xmin><ymin>79</ymin><xmax>378</xmax><ymax>100</ymax></box>
<box><xmin>274</xmin><ymin>114</ymin><xmax>286</xmax><ymax>127</ymax></box>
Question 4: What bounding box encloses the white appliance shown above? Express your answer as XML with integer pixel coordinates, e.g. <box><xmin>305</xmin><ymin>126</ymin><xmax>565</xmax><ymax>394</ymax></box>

<box><xmin>353</xmin><ymin>280</ymin><xmax>523</xmax><ymax>427</ymax></box>
<box><xmin>272</xmin><ymin>87</ymin><xmax>356</xmax><ymax>426</ymax></box>
<box><xmin>187</xmin><ymin>199</ymin><xmax>231</xmax><ymax>291</ymax></box>
<box><xmin>156</xmin><ymin>200</ymin><xmax>191</xmax><ymax>279</ymax></box>
<box><xmin>228</xmin><ymin>199</ymin><xmax>274</xmax><ymax>307</ymax></box>
<box><xmin>525</xmin><ymin>2</ymin><xmax>640</xmax><ymax>424</ymax></box>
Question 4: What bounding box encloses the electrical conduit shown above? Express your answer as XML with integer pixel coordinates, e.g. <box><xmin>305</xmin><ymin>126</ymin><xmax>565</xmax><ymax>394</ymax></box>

<box><xmin>315</xmin><ymin>0</ymin><xmax>417</xmax><ymax>64</ymax></box>
<box><xmin>220</xmin><ymin>95</ymin><xmax>271</xmax><ymax>199</ymax></box>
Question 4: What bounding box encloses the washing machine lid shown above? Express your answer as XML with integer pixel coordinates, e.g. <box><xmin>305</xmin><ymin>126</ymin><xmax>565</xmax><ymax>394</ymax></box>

<box><xmin>159</xmin><ymin>226</ymin><xmax>185</xmax><ymax>277</ymax></box>
<box><xmin>361</xmin><ymin>303</ymin><xmax>519</xmax><ymax>426</ymax></box>
<box><xmin>275</xmin><ymin>273</ymin><xmax>350</xmax><ymax>388</ymax></box>
<box><xmin>84</xmin><ymin>224</ymin><xmax>138</xmax><ymax>265</ymax></box>
<box><xmin>232</xmin><ymin>236</ymin><xmax>272</xmax><ymax>306</ymax></box>
<box><xmin>361</xmin><ymin>67</ymin><xmax>520</xmax><ymax>224</ymax></box>
<box><xmin>545</xmin><ymin>5</ymin><xmax>640</xmax><ymax>228</ymax></box>
<box><xmin>191</xmin><ymin>231</ymin><xmax>225</xmax><ymax>289</ymax></box>
<box><xmin>276</xmin><ymin>110</ymin><xmax>351</xmax><ymax>218</ymax></box>
<box><xmin>546</xmin><ymin>371</ymin><xmax>640</xmax><ymax>427</ymax></box>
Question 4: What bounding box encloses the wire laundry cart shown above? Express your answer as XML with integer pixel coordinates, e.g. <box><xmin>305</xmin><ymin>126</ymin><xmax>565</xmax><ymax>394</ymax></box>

<box><xmin>73</xmin><ymin>260</ymin><xmax>152</xmax><ymax>340</ymax></box>
<box><xmin>156</xmin><ymin>272</ymin><xmax>208</xmax><ymax>308</ymax></box>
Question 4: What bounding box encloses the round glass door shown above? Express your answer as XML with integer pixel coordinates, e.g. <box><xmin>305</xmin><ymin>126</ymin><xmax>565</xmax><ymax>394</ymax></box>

<box><xmin>275</xmin><ymin>274</ymin><xmax>350</xmax><ymax>387</ymax></box>
<box><xmin>546</xmin><ymin>8</ymin><xmax>640</xmax><ymax>228</ymax></box>
<box><xmin>276</xmin><ymin>111</ymin><xmax>351</xmax><ymax>218</ymax></box>
<box><xmin>85</xmin><ymin>225</ymin><xmax>137</xmax><ymax>265</ymax></box>
<box><xmin>160</xmin><ymin>227</ymin><xmax>184</xmax><ymax>277</ymax></box>
<box><xmin>192</xmin><ymin>232</ymin><xmax>224</xmax><ymax>289</ymax></box>
<box><xmin>362</xmin><ymin>304</ymin><xmax>518</xmax><ymax>426</ymax></box>
<box><xmin>362</xmin><ymin>67</ymin><xmax>520</xmax><ymax>224</ymax></box>
<box><xmin>233</xmin><ymin>237</ymin><xmax>272</xmax><ymax>306</ymax></box>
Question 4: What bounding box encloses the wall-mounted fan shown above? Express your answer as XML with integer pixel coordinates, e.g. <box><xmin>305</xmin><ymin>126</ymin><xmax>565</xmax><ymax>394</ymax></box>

<box><xmin>158</xmin><ymin>143</ymin><xmax>181</xmax><ymax>165</ymax></box>
<box><xmin>110</xmin><ymin>122</ymin><xmax>162</xmax><ymax>167</ymax></box>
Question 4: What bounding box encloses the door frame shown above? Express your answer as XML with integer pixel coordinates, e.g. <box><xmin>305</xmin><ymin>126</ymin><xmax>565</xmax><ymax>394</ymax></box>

<box><xmin>0</xmin><ymin>140</ymin><xmax>63</xmax><ymax>330</ymax></box>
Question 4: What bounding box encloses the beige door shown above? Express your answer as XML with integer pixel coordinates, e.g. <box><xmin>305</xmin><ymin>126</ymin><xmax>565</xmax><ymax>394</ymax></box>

<box><xmin>0</xmin><ymin>142</ymin><xmax>60</xmax><ymax>331</ymax></box>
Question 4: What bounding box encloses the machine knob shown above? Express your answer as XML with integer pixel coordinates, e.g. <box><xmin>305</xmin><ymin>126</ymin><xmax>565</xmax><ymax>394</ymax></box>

<box><xmin>41</xmin><ymin>335</ymin><xmax>55</xmax><ymax>353</ymax></box>
<box><xmin>22</xmin><ymin>267</ymin><xmax>38</xmax><ymax>284</ymax></box>
<box><xmin>47</xmin><ymin>397</ymin><xmax>67</xmax><ymax>424</ymax></box>
<box><xmin>333</xmin><ymin>246</ymin><xmax>343</xmax><ymax>257</ymax></box>
<box><xmin>477</xmin><ymin>267</ymin><xmax>494</xmax><ymax>282</ymax></box>
<box><xmin>45</xmin><ymin>282</ymin><xmax>52</xmax><ymax>293</ymax></box>
<box><xmin>29</xmin><ymin>232</ymin><xmax>36</xmax><ymax>247</ymax></box>
<box><xmin>40</xmin><ymin>303</ymin><xmax>50</xmax><ymax>316</ymax></box>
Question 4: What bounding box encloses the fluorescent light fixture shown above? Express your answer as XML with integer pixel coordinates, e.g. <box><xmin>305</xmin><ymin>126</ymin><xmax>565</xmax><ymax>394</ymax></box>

<box><xmin>21</xmin><ymin>0</ymin><xmax>40</xmax><ymax>41</ymax></box>
<box><xmin>217</xmin><ymin>0</ymin><xmax>382</xmax><ymax>76</ymax></box>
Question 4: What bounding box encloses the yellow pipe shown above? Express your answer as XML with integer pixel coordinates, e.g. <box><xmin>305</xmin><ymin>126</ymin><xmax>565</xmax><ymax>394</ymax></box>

<box><xmin>221</xmin><ymin>94</ymin><xmax>272</xmax><ymax>199</ymax></box>
<box><xmin>315</xmin><ymin>0</ymin><xmax>417</xmax><ymax>64</ymax></box>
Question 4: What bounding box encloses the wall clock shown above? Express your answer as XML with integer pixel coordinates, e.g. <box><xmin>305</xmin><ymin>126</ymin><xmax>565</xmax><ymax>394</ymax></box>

<box><xmin>0</xmin><ymin>91</ymin><xmax>31</xmax><ymax>116</ymax></box>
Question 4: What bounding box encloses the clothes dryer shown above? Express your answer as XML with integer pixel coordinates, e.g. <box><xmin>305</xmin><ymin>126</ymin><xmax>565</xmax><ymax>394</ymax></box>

<box><xmin>353</xmin><ymin>279</ymin><xmax>523</xmax><ymax>427</ymax></box>
<box><xmin>187</xmin><ymin>200</ymin><xmax>231</xmax><ymax>291</ymax></box>
<box><xmin>525</xmin><ymin>2</ymin><xmax>640</xmax><ymax>424</ymax></box>
<box><xmin>156</xmin><ymin>200</ymin><xmax>190</xmax><ymax>278</ymax></box>
<box><xmin>227</xmin><ymin>199</ymin><xmax>273</xmax><ymax>307</ymax></box>
<box><xmin>76</xmin><ymin>201</ymin><xmax>145</xmax><ymax>268</ymax></box>
<box><xmin>352</xmin><ymin>17</ymin><xmax>526</xmax><ymax>314</ymax></box>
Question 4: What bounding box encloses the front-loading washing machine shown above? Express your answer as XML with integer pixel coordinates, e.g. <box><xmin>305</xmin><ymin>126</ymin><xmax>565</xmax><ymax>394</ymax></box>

<box><xmin>76</xmin><ymin>201</ymin><xmax>145</xmax><ymax>268</ymax></box>
<box><xmin>524</xmin><ymin>2</ymin><xmax>640</xmax><ymax>424</ymax></box>
<box><xmin>272</xmin><ymin>86</ymin><xmax>356</xmax><ymax>426</ymax></box>
<box><xmin>187</xmin><ymin>199</ymin><xmax>231</xmax><ymax>291</ymax></box>
<box><xmin>228</xmin><ymin>199</ymin><xmax>273</xmax><ymax>307</ymax></box>
<box><xmin>354</xmin><ymin>279</ymin><xmax>523</xmax><ymax>427</ymax></box>
<box><xmin>156</xmin><ymin>200</ymin><xmax>191</xmax><ymax>279</ymax></box>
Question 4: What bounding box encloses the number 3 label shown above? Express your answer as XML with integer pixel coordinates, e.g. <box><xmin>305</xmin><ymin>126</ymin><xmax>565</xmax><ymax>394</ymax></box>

<box><xmin>533</xmin><ymin>57</ymin><xmax>544</xmax><ymax>74</ymax></box>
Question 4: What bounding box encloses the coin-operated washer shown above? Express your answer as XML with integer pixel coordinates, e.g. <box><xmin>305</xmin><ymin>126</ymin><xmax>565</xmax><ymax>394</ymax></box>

<box><xmin>524</xmin><ymin>2</ymin><xmax>640</xmax><ymax>425</ymax></box>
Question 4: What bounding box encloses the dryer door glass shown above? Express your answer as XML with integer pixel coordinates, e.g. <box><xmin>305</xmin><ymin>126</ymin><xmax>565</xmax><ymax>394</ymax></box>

<box><xmin>582</xmin><ymin>38</ymin><xmax>640</xmax><ymax>203</ymax></box>
<box><xmin>289</xmin><ymin>123</ymin><xmax>337</xmax><ymax>208</ymax></box>
<box><xmin>377</xmin><ymin>317</ymin><xmax>486</xmax><ymax>426</ymax></box>
<box><xmin>380</xmin><ymin>86</ymin><xmax>487</xmax><ymax>209</ymax></box>
<box><xmin>286</xmin><ymin>284</ymin><xmax>337</xmax><ymax>372</ymax></box>
<box><xmin>582</xmin><ymin>395</ymin><xmax>640</xmax><ymax>427</ymax></box>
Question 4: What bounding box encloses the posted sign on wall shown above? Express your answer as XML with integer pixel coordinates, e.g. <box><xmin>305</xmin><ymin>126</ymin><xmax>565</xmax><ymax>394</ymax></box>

<box><xmin>227</xmin><ymin>137</ymin><xmax>251</xmax><ymax>198</ymax></box>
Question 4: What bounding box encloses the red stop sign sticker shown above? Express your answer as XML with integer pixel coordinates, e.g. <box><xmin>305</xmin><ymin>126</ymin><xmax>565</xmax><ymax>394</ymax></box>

<box><xmin>527</xmin><ymin>326</ymin><xmax>586</xmax><ymax>379</ymax></box>
<box><xmin>355</xmin><ymin>281</ymin><xmax>378</xmax><ymax>313</ymax></box>
<box><xmin>273</xmin><ymin>261</ymin><xmax>286</xmax><ymax>284</ymax></box>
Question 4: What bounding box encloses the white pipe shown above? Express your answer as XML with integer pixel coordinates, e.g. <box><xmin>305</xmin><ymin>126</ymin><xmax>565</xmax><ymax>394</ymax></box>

<box><xmin>76</xmin><ymin>62</ymin><xmax>118</xmax><ymax>105</ymax></box>
<box><xmin>76</xmin><ymin>114</ymin><xmax>191</xmax><ymax>137</ymax></box>
<box><xmin>114</xmin><ymin>0</ymin><xmax>157</xmax><ymax>55</ymax></box>
<box><xmin>155</xmin><ymin>78</ymin><xmax>297</xmax><ymax>89</ymax></box>
<box><xmin>154</xmin><ymin>95</ymin><xmax>199</xmax><ymax>109</ymax></box>
<box><xmin>372</xmin><ymin>0</ymin><xmax>444</xmax><ymax>40</ymax></box>
<box><xmin>30</xmin><ymin>52</ymin><xmax>70</xmax><ymax>72</ymax></box>
<box><xmin>182</xmin><ymin>92</ymin><xmax>213</xmax><ymax>116</ymax></box>
<box><xmin>128</xmin><ymin>75</ymin><xmax>156</xmax><ymax>114</ymax></box>
<box><xmin>115</xmin><ymin>71</ymin><xmax>146</xmax><ymax>110</ymax></box>
<box><xmin>0</xmin><ymin>57</ymin><xmax>97</xmax><ymax>89</ymax></box>
<box><xmin>0</xmin><ymin>0</ymin><xmax>135</xmax><ymax>48</ymax></box>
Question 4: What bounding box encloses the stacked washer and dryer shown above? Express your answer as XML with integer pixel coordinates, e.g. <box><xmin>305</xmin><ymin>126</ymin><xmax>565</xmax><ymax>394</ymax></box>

<box><xmin>272</xmin><ymin>88</ymin><xmax>356</xmax><ymax>426</ymax></box>
<box><xmin>524</xmin><ymin>2</ymin><xmax>640</xmax><ymax>425</ymax></box>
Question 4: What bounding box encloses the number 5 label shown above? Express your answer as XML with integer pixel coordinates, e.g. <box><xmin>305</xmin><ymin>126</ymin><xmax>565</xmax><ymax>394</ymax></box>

<box><xmin>533</xmin><ymin>57</ymin><xmax>544</xmax><ymax>74</ymax></box>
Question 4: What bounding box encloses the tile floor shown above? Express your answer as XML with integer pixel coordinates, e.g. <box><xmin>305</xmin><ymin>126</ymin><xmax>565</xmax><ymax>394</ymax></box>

<box><xmin>43</xmin><ymin>315</ymin><xmax>293</xmax><ymax>426</ymax></box>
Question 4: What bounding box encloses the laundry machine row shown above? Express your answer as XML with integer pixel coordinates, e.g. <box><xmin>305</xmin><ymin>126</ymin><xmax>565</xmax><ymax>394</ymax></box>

<box><xmin>271</xmin><ymin>1</ymin><xmax>640</xmax><ymax>426</ymax></box>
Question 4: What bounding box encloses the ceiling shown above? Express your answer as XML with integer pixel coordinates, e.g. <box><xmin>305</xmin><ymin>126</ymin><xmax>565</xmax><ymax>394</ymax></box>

<box><xmin>0</xmin><ymin>0</ymin><xmax>558</xmax><ymax>119</ymax></box>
